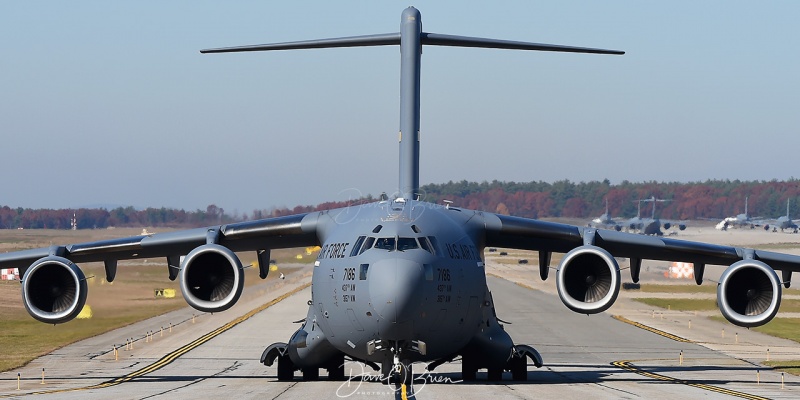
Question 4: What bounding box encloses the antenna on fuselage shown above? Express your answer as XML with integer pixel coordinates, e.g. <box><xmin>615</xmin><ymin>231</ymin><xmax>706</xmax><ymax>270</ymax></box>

<box><xmin>200</xmin><ymin>7</ymin><xmax>624</xmax><ymax>200</ymax></box>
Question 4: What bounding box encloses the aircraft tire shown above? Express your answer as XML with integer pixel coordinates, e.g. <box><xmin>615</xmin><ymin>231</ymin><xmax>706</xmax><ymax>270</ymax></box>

<box><xmin>302</xmin><ymin>367</ymin><xmax>319</xmax><ymax>381</ymax></box>
<box><xmin>277</xmin><ymin>355</ymin><xmax>294</xmax><ymax>381</ymax></box>
<box><xmin>461</xmin><ymin>356</ymin><xmax>478</xmax><ymax>381</ymax></box>
<box><xmin>510</xmin><ymin>356</ymin><xmax>527</xmax><ymax>381</ymax></box>
<box><xmin>487</xmin><ymin>367</ymin><xmax>503</xmax><ymax>381</ymax></box>
<box><xmin>380</xmin><ymin>360</ymin><xmax>392</xmax><ymax>382</ymax></box>
<box><xmin>327</xmin><ymin>354</ymin><xmax>345</xmax><ymax>380</ymax></box>
<box><xmin>393</xmin><ymin>361</ymin><xmax>413</xmax><ymax>390</ymax></box>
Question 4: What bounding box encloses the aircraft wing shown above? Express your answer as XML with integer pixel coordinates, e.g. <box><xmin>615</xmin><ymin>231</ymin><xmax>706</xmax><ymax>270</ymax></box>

<box><xmin>1</xmin><ymin>212</ymin><xmax>322</xmax><ymax>323</ymax></box>
<box><xmin>0</xmin><ymin>213</ymin><xmax>320</xmax><ymax>280</ymax></box>
<box><xmin>483</xmin><ymin>214</ymin><xmax>800</xmax><ymax>272</ymax></box>
<box><xmin>482</xmin><ymin>212</ymin><xmax>800</xmax><ymax>327</ymax></box>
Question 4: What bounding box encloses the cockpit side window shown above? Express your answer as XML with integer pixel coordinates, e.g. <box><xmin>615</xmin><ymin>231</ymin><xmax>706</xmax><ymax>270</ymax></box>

<box><xmin>397</xmin><ymin>237</ymin><xmax>419</xmax><ymax>251</ymax></box>
<box><xmin>427</xmin><ymin>236</ymin><xmax>441</xmax><ymax>255</ymax></box>
<box><xmin>418</xmin><ymin>237</ymin><xmax>435</xmax><ymax>255</ymax></box>
<box><xmin>350</xmin><ymin>236</ymin><xmax>366</xmax><ymax>257</ymax></box>
<box><xmin>374</xmin><ymin>237</ymin><xmax>396</xmax><ymax>251</ymax></box>
<box><xmin>359</xmin><ymin>237</ymin><xmax>375</xmax><ymax>255</ymax></box>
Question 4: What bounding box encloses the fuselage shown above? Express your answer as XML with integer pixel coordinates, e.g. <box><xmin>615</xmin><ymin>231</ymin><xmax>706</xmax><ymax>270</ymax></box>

<box><xmin>306</xmin><ymin>198</ymin><xmax>488</xmax><ymax>362</ymax></box>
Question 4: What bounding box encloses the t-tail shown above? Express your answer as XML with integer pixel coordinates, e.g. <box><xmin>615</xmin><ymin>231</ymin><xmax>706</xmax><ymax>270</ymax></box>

<box><xmin>201</xmin><ymin>7</ymin><xmax>624</xmax><ymax>200</ymax></box>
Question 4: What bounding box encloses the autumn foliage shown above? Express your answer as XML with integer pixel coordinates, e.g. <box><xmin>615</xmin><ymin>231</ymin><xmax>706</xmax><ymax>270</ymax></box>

<box><xmin>2</xmin><ymin>179</ymin><xmax>799</xmax><ymax>229</ymax></box>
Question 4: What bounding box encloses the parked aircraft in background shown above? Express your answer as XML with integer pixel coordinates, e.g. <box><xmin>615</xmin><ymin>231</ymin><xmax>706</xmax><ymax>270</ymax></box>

<box><xmin>716</xmin><ymin>197</ymin><xmax>759</xmax><ymax>230</ymax></box>
<box><xmin>1</xmin><ymin>7</ymin><xmax>798</xmax><ymax>392</ymax></box>
<box><xmin>589</xmin><ymin>199</ymin><xmax>622</xmax><ymax>231</ymax></box>
<box><xmin>624</xmin><ymin>197</ymin><xmax>686</xmax><ymax>235</ymax></box>
<box><xmin>622</xmin><ymin>198</ymin><xmax>646</xmax><ymax>233</ymax></box>
<box><xmin>763</xmin><ymin>199</ymin><xmax>799</xmax><ymax>233</ymax></box>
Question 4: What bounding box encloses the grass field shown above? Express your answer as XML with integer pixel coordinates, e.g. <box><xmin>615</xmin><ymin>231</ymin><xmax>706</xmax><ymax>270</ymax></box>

<box><xmin>0</xmin><ymin>228</ymin><xmax>317</xmax><ymax>372</ymax></box>
<box><xmin>752</xmin><ymin>318</ymin><xmax>800</xmax><ymax>343</ymax></box>
<box><xmin>634</xmin><ymin>284</ymin><xmax>717</xmax><ymax>294</ymax></box>
<box><xmin>634</xmin><ymin>298</ymin><xmax>800</xmax><ymax>314</ymax></box>
<box><xmin>640</xmin><ymin>300</ymin><xmax>800</xmax><ymax>375</ymax></box>
<box><xmin>707</xmin><ymin>316</ymin><xmax>800</xmax><ymax>347</ymax></box>
<box><xmin>763</xmin><ymin>359</ymin><xmax>800</xmax><ymax>374</ymax></box>
<box><xmin>633</xmin><ymin>298</ymin><xmax>719</xmax><ymax>311</ymax></box>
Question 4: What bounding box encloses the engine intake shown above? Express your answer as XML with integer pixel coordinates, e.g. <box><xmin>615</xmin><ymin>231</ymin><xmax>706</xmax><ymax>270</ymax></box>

<box><xmin>179</xmin><ymin>244</ymin><xmax>245</xmax><ymax>313</ymax></box>
<box><xmin>22</xmin><ymin>256</ymin><xmax>88</xmax><ymax>324</ymax></box>
<box><xmin>556</xmin><ymin>245</ymin><xmax>620</xmax><ymax>314</ymax></box>
<box><xmin>718</xmin><ymin>260</ymin><xmax>781</xmax><ymax>327</ymax></box>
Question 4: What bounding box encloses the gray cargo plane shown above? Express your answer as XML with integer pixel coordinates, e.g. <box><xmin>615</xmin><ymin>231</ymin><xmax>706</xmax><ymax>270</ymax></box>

<box><xmin>763</xmin><ymin>198</ymin><xmax>799</xmax><ymax>233</ymax></box>
<box><xmin>590</xmin><ymin>199</ymin><xmax>622</xmax><ymax>231</ymax></box>
<box><xmin>716</xmin><ymin>196</ymin><xmax>758</xmax><ymax>230</ymax></box>
<box><xmin>2</xmin><ymin>6</ymin><xmax>799</xmax><ymax>391</ymax></box>
<box><xmin>624</xmin><ymin>196</ymin><xmax>686</xmax><ymax>235</ymax></box>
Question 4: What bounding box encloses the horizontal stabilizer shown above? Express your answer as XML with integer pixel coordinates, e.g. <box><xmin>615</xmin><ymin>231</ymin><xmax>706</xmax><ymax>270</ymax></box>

<box><xmin>421</xmin><ymin>33</ymin><xmax>624</xmax><ymax>55</ymax></box>
<box><xmin>201</xmin><ymin>33</ymin><xmax>623</xmax><ymax>56</ymax></box>
<box><xmin>200</xmin><ymin>33</ymin><xmax>400</xmax><ymax>54</ymax></box>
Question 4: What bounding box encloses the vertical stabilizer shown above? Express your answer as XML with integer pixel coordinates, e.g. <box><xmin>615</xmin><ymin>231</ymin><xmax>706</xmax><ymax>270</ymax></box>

<box><xmin>745</xmin><ymin>196</ymin><xmax>749</xmax><ymax>216</ymax></box>
<box><xmin>398</xmin><ymin>8</ymin><xmax>422</xmax><ymax>199</ymax></box>
<box><xmin>200</xmin><ymin>7</ymin><xmax>623</xmax><ymax>200</ymax></box>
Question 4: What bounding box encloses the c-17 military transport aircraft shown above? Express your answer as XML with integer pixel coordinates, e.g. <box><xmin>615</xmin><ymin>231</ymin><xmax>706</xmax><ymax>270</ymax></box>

<box><xmin>2</xmin><ymin>6</ymin><xmax>800</xmax><ymax>391</ymax></box>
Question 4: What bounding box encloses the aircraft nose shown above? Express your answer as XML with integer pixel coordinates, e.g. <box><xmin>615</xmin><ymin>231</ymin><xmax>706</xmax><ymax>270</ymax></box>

<box><xmin>368</xmin><ymin>258</ymin><xmax>425</xmax><ymax>325</ymax></box>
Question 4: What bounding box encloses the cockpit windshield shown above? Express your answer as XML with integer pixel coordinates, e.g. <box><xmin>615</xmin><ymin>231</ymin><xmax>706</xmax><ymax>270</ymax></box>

<box><xmin>374</xmin><ymin>237</ymin><xmax>396</xmax><ymax>251</ymax></box>
<box><xmin>367</xmin><ymin>236</ymin><xmax>427</xmax><ymax>252</ymax></box>
<box><xmin>397</xmin><ymin>237</ymin><xmax>418</xmax><ymax>251</ymax></box>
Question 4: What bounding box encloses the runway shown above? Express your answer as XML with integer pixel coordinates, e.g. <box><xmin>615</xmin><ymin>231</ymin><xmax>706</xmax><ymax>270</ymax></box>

<box><xmin>2</xmin><ymin>269</ymin><xmax>799</xmax><ymax>399</ymax></box>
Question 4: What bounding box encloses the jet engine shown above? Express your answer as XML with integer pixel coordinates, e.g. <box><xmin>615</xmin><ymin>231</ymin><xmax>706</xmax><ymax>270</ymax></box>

<box><xmin>663</xmin><ymin>223</ymin><xmax>686</xmax><ymax>231</ymax></box>
<box><xmin>556</xmin><ymin>245</ymin><xmax>620</xmax><ymax>314</ymax></box>
<box><xmin>21</xmin><ymin>256</ymin><xmax>88</xmax><ymax>324</ymax></box>
<box><xmin>179</xmin><ymin>244</ymin><xmax>245</xmax><ymax>313</ymax></box>
<box><xmin>717</xmin><ymin>260</ymin><xmax>781</xmax><ymax>327</ymax></box>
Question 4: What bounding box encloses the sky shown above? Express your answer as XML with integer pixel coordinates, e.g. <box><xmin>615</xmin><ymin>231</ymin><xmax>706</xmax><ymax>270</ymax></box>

<box><xmin>2</xmin><ymin>1</ymin><xmax>799</xmax><ymax>215</ymax></box>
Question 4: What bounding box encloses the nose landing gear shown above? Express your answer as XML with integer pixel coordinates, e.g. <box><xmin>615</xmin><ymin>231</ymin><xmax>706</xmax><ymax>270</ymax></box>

<box><xmin>372</xmin><ymin>340</ymin><xmax>426</xmax><ymax>392</ymax></box>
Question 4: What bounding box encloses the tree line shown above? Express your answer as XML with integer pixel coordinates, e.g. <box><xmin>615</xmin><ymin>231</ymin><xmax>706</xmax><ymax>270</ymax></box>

<box><xmin>419</xmin><ymin>179</ymin><xmax>800</xmax><ymax>220</ymax></box>
<box><xmin>2</xmin><ymin>180</ymin><xmax>799</xmax><ymax>229</ymax></box>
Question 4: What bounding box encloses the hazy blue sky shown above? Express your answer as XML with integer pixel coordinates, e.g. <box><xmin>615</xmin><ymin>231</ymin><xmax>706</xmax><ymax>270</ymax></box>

<box><xmin>2</xmin><ymin>1</ymin><xmax>798</xmax><ymax>214</ymax></box>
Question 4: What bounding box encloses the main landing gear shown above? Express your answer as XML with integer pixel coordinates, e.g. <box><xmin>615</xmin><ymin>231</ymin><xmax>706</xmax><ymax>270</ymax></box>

<box><xmin>261</xmin><ymin>342</ymin><xmax>347</xmax><ymax>381</ymax></box>
<box><xmin>461</xmin><ymin>344</ymin><xmax>542</xmax><ymax>382</ymax></box>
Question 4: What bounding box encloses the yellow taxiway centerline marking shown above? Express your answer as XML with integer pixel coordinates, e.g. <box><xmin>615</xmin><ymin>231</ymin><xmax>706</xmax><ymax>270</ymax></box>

<box><xmin>1</xmin><ymin>282</ymin><xmax>311</xmax><ymax>398</ymax></box>
<box><xmin>612</xmin><ymin>315</ymin><xmax>693</xmax><ymax>343</ymax></box>
<box><xmin>612</xmin><ymin>360</ymin><xmax>770</xmax><ymax>400</ymax></box>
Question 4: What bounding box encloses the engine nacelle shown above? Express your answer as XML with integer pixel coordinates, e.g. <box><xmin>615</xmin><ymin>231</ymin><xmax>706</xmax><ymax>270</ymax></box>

<box><xmin>179</xmin><ymin>244</ymin><xmax>245</xmax><ymax>313</ymax></box>
<box><xmin>718</xmin><ymin>260</ymin><xmax>781</xmax><ymax>327</ymax></box>
<box><xmin>22</xmin><ymin>256</ymin><xmax>88</xmax><ymax>324</ymax></box>
<box><xmin>678</xmin><ymin>224</ymin><xmax>686</xmax><ymax>231</ymax></box>
<box><xmin>556</xmin><ymin>245</ymin><xmax>620</xmax><ymax>314</ymax></box>
<box><xmin>663</xmin><ymin>222</ymin><xmax>671</xmax><ymax>230</ymax></box>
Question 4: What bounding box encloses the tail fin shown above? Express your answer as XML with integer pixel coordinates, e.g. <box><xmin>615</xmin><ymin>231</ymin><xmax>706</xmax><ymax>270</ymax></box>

<box><xmin>202</xmin><ymin>7</ymin><xmax>623</xmax><ymax>200</ymax></box>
